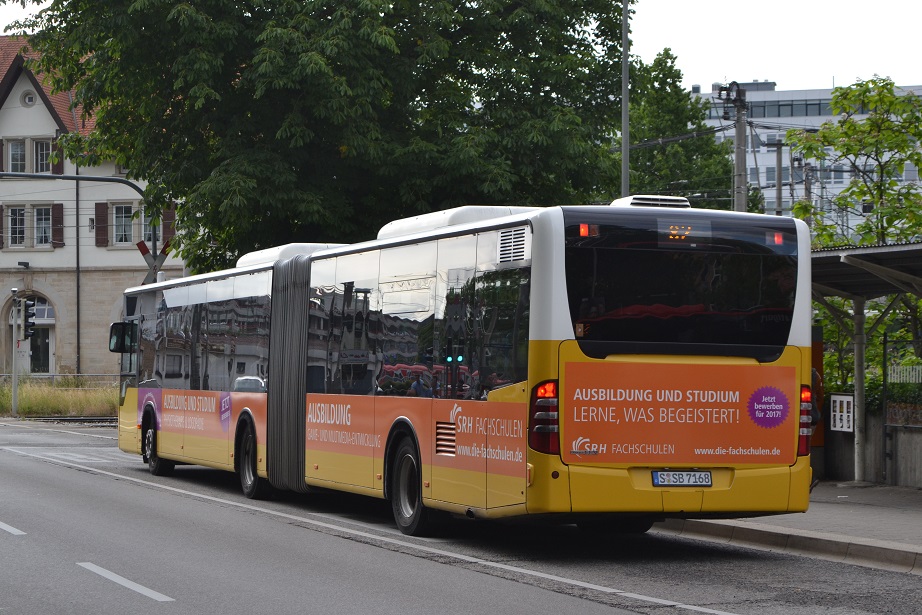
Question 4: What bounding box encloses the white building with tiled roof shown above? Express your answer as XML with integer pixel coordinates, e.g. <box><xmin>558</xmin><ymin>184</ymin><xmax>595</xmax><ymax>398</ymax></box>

<box><xmin>0</xmin><ymin>36</ymin><xmax>185</xmax><ymax>378</ymax></box>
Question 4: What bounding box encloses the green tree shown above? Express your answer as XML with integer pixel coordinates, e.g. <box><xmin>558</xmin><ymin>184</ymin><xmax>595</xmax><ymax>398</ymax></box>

<box><xmin>788</xmin><ymin>78</ymin><xmax>922</xmax><ymax>396</ymax></box>
<box><xmin>788</xmin><ymin>76</ymin><xmax>922</xmax><ymax>245</ymax></box>
<box><xmin>9</xmin><ymin>0</ymin><xmax>625</xmax><ymax>272</ymax></box>
<box><xmin>622</xmin><ymin>49</ymin><xmax>734</xmax><ymax>210</ymax></box>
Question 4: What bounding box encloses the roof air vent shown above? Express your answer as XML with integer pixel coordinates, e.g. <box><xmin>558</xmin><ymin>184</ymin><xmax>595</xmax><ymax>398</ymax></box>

<box><xmin>610</xmin><ymin>195</ymin><xmax>691</xmax><ymax>208</ymax></box>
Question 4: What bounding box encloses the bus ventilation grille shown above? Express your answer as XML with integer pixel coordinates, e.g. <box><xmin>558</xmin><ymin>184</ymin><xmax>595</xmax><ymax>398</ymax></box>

<box><xmin>435</xmin><ymin>422</ymin><xmax>457</xmax><ymax>456</ymax></box>
<box><xmin>498</xmin><ymin>227</ymin><xmax>527</xmax><ymax>263</ymax></box>
<box><xmin>610</xmin><ymin>195</ymin><xmax>691</xmax><ymax>208</ymax></box>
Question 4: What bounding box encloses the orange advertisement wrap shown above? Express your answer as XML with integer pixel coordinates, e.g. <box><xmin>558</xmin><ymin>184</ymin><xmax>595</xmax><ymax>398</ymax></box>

<box><xmin>138</xmin><ymin>389</ymin><xmax>232</xmax><ymax>440</ymax></box>
<box><xmin>305</xmin><ymin>394</ymin><xmax>381</xmax><ymax>456</ymax></box>
<box><xmin>302</xmin><ymin>393</ymin><xmax>526</xmax><ymax>508</ymax></box>
<box><xmin>561</xmin><ymin>362</ymin><xmax>797</xmax><ymax>465</ymax></box>
<box><xmin>431</xmin><ymin>399</ymin><xmax>526</xmax><ymax>478</ymax></box>
<box><xmin>135</xmin><ymin>387</ymin><xmax>267</xmax><ymax>469</ymax></box>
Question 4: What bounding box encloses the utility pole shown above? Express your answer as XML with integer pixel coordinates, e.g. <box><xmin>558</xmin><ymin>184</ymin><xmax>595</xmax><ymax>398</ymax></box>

<box><xmin>718</xmin><ymin>82</ymin><xmax>747</xmax><ymax>211</ymax></box>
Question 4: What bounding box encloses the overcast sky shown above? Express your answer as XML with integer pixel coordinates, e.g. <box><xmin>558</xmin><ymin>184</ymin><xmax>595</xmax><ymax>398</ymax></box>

<box><xmin>631</xmin><ymin>0</ymin><xmax>921</xmax><ymax>92</ymax></box>
<box><xmin>3</xmin><ymin>1</ymin><xmax>919</xmax><ymax>94</ymax></box>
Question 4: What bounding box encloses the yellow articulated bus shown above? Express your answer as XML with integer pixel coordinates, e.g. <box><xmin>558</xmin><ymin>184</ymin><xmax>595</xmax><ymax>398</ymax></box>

<box><xmin>109</xmin><ymin>195</ymin><xmax>814</xmax><ymax>535</ymax></box>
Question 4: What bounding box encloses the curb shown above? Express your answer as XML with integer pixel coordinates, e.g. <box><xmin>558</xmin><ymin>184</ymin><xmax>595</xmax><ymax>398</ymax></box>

<box><xmin>653</xmin><ymin>519</ymin><xmax>922</xmax><ymax>575</ymax></box>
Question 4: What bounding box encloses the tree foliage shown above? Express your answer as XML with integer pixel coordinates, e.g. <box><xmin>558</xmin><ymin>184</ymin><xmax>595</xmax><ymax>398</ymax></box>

<box><xmin>10</xmin><ymin>0</ymin><xmax>625</xmax><ymax>271</ymax></box>
<box><xmin>621</xmin><ymin>49</ymin><xmax>733</xmax><ymax>210</ymax></box>
<box><xmin>788</xmin><ymin>78</ymin><xmax>922</xmax><ymax>397</ymax></box>
<box><xmin>788</xmin><ymin>77</ymin><xmax>922</xmax><ymax>246</ymax></box>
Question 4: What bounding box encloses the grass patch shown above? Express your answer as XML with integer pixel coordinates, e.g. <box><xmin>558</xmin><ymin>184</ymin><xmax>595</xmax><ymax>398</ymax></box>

<box><xmin>0</xmin><ymin>378</ymin><xmax>117</xmax><ymax>418</ymax></box>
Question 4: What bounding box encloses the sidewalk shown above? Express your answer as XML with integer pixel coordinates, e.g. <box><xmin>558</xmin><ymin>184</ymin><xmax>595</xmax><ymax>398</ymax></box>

<box><xmin>654</xmin><ymin>481</ymin><xmax>922</xmax><ymax>575</ymax></box>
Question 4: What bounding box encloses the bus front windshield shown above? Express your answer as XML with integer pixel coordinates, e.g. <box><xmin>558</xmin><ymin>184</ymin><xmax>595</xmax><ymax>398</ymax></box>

<box><xmin>563</xmin><ymin>208</ymin><xmax>799</xmax><ymax>359</ymax></box>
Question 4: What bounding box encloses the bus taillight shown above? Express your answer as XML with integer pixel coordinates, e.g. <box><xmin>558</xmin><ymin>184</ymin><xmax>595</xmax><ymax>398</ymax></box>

<box><xmin>798</xmin><ymin>385</ymin><xmax>812</xmax><ymax>456</ymax></box>
<box><xmin>529</xmin><ymin>380</ymin><xmax>559</xmax><ymax>455</ymax></box>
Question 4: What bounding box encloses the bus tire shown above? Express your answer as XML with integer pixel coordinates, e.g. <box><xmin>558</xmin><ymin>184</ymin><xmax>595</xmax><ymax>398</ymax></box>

<box><xmin>390</xmin><ymin>437</ymin><xmax>431</xmax><ymax>536</ymax></box>
<box><xmin>238</xmin><ymin>422</ymin><xmax>272</xmax><ymax>500</ymax></box>
<box><xmin>143</xmin><ymin>423</ymin><xmax>175</xmax><ymax>477</ymax></box>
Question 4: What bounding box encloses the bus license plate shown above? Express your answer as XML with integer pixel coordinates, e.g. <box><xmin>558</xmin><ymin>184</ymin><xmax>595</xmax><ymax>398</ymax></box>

<box><xmin>652</xmin><ymin>470</ymin><xmax>712</xmax><ymax>487</ymax></box>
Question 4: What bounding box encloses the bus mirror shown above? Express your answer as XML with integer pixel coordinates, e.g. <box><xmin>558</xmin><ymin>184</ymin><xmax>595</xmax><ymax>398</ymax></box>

<box><xmin>109</xmin><ymin>322</ymin><xmax>137</xmax><ymax>353</ymax></box>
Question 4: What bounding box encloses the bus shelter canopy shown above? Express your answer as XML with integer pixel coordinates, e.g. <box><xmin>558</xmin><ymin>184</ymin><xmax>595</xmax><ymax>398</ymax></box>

<box><xmin>813</xmin><ymin>243</ymin><xmax>922</xmax><ymax>300</ymax></box>
<box><xmin>811</xmin><ymin>241</ymin><xmax>922</xmax><ymax>483</ymax></box>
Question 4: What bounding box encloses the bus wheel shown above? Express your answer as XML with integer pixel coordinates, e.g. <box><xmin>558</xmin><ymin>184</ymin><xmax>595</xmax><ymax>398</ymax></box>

<box><xmin>390</xmin><ymin>437</ymin><xmax>431</xmax><ymax>536</ymax></box>
<box><xmin>143</xmin><ymin>424</ymin><xmax>175</xmax><ymax>477</ymax></box>
<box><xmin>239</xmin><ymin>423</ymin><xmax>272</xmax><ymax>500</ymax></box>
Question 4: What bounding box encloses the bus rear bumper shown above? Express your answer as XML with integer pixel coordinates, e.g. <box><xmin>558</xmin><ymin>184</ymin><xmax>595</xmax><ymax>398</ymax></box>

<box><xmin>529</xmin><ymin>456</ymin><xmax>813</xmax><ymax>516</ymax></box>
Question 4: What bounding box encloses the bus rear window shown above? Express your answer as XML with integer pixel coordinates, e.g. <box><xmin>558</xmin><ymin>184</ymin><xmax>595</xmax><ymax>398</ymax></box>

<box><xmin>564</xmin><ymin>209</ymin><xmax>798</xmax><ymax>358</ymax></box>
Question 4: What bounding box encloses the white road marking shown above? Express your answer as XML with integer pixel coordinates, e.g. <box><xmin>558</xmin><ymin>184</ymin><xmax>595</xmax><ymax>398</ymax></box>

<box><xmin>0</xmin><ymin>447</ymin><xmax>136</xmax><ymax>464</ymax></box>
<box><xmin>0</xmin><ymin>421</ymin><xmax>117</xmax><ymax>440</ymax></box>
<box><xmin>77</xmin><ymin>562</ymin><xmax>174</xmax><ymax>602</ymax></box>
<box><xmin>0</xmin><ymin>521</ymin><xmax>26</xmax><ymax>536</ymax></box>
<box><xmin>11</xmin><ymin>447</ymin><xmax>741</xmax><ymax>615</ymax></box>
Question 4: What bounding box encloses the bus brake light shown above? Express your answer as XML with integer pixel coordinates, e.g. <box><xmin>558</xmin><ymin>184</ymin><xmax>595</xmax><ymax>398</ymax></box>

<box><xmin>529</xmin><ymin>380</ymin><xmax>559</xmax><ymax>455</ymax></box>
<box><xmin>536</xmin><ymin>381</ymin><xmax>557</xmax><ymax>398</ymax></box>
<box><xmin>798</xmin><ymin>385</ymin><xmax>813</xmax><ymax>456</ymax></box>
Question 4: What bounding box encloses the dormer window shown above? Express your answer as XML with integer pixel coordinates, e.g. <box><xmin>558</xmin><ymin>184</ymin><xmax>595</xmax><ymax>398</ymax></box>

<box><xmin>34</xmin><ymin>139</ymin><xmax>51</xmax><ymax>173</ymax></box>
<box><xmin>3</xmin><ymin>137</ymin><xmax>58</xmax><ymax>174</ymax></box>
<box><xmin>8</xmin><ymin>139</ymin><xmax>25</xmax><ymax>172</ymax></box>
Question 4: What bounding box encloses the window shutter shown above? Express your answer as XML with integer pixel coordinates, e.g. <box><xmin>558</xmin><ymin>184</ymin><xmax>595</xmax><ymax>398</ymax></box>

<box><xmin>163</xmin><ymin>205</ymin><xmax>176</xmax><ymax>245</ymax></box>
<box><xmin>52</xmin><ymin>203</ymin><xmax>65</xmax><ymax>247</ymax></box>
<box><xmin>52</xmin><ymin>140</ymin><xmax>64</xmax><ymax>175</ymax></box>
<box><xmin>95</xmin><ymin>202</ymin><xmax>109</xmax><ymax>247</ymax></box>
<box><xmin>0</xmin><ymin>141</ymin><xmax>4</xmax><ymax>172</ymax></box>
<box><xmin>0</xmin><ymin>205</ymin><xmax>4</xmax><ymax>249</ymax></box>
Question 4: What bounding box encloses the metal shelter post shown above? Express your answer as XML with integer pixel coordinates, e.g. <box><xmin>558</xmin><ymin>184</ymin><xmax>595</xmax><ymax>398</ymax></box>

<box><xmin>853</xmin><ymin>297</ymin><xmax>866</xmax><ymax>481</ymax></box>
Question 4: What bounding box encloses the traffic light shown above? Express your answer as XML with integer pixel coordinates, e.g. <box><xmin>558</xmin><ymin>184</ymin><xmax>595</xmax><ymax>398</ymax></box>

<box><xmin>20</xmin><ymin>298</ymin><xmax>36</xmax><ymax>340</ymax></box>
<box><xmin>444</xmin><ymin>338</ymin><xmax>464</xmax><ymax>364</ymax></box>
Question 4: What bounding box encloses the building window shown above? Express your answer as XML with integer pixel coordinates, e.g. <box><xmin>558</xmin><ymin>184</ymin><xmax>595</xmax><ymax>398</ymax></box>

<box><xmin>95</xmin><ymin>201</ymin><xmax>173</xmax><ymax>248</ymax></box>
<box><xmin>8</xmin><ymin>140</ymin><xmax>25</xmax><ymax>173</ymax></box>
<box><xmin>143</xmin><ymin>211</ymin><xmax>161</xmax><ymax>244</ymax></box>
<box><xmin>34</xmin><ymin>207</ymin><xmax>51</xmax><ymax>246</ymax></box>
<box><xmin>4</xmin><ymin>138</ymin><xmax>59</xmax><ymax>174</ymax></box>
<box><xmin>114</xmin><ymin>204</ymin><xmax>134</xmax><ymax>244</ymax></box>
<box><xmin>20</xmin><ymin>90</ymin><xmax>36</xmax><ymax>107</ymax></box>
<box><xmin>33</xmin><ymin>140</ymin><xmax>52</xmax><ymax>173</ymax></box>
<box><xmin>2</xmin><ymin>204</ymin><xmax>62</xmax><ymax>250</ymax></box>
<box><xmin>8</xmin><ymin>207</ymin><xmax>25</xmax><ymax>246</ymax></box>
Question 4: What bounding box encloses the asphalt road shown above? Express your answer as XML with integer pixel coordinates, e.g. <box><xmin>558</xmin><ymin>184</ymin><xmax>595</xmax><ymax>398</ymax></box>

<box><xmin>2</xmin><ymin>420</ymin><xmax>920</xmax><ymax>615</ymax></box>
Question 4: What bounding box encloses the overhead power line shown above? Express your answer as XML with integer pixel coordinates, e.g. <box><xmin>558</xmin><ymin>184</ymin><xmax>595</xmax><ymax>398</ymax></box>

<box><xmin>629</xmin><ymin>125</ymin><xmax>733</xmax><ymax>150</ymax></box>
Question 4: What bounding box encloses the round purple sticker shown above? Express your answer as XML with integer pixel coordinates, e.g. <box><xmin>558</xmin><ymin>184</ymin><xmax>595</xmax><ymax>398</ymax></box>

<box><xmin>747</xmin><ymin>386</ymin><xmax>789</xmax><ymax>428</ymax></box>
